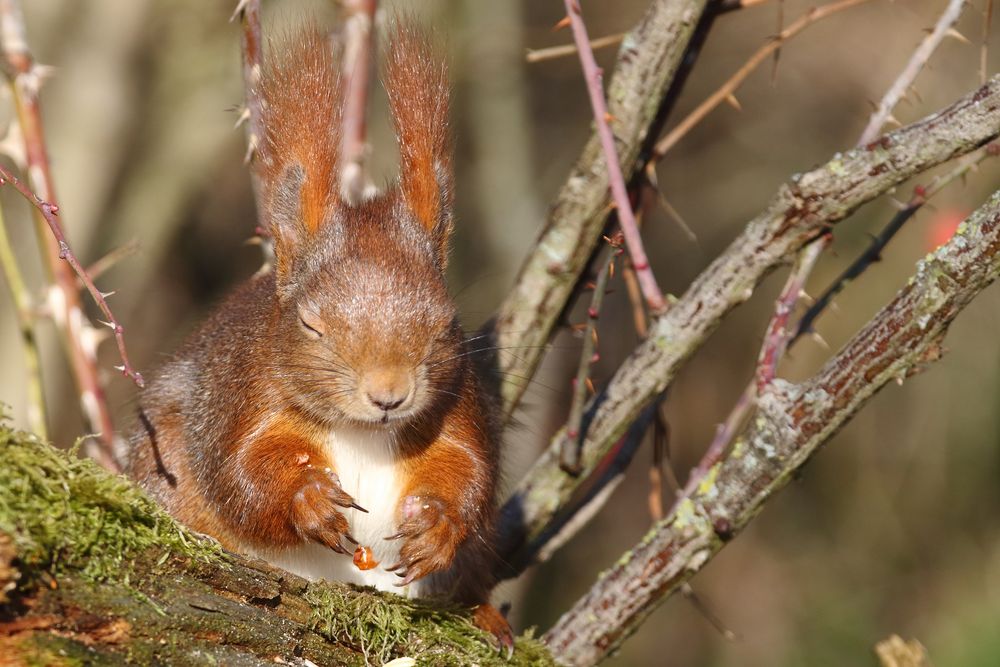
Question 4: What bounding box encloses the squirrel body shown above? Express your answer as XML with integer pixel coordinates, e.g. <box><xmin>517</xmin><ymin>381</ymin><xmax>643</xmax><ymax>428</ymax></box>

<box><xmin>127</xmin><ymin>22</ymin><xmax>511</xmax><ymax>649</ymax></box>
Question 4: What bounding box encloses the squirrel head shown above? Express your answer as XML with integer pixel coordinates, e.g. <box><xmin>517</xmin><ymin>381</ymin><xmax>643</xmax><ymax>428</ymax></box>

<box><xmin>256</xmin><ymin>24</ymin><xmax>462</xmax><ymax>428</ymax></box>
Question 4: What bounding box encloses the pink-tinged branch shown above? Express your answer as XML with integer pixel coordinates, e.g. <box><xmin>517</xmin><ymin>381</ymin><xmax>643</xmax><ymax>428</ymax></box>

<box><xmin>0</xmin><ymin>164</ymin><xmax>144</xmax><ymax>393</ymax></box>
<box><xmin>563</xmin><ymin>0</ymin><xmax>666</xmax><ymax>314</ymax></box>
<box><xmin>684</xmin><ymin>235</ymin><xmax>829</xmax><ymax>501</ymax></box>
<box><xmin>340</xmin><ymin>0</ymin><xmax>377</xmax><ymax>204</ymax></box>
<box><xmin>857</xmin><ymin>0</ymin><xmax>967</xmax><ymax>146</ymax></box>
<box><xmin>755</xmin><ymin>235</ymin><xmax>830</xmax><ymax>389</ymax></box>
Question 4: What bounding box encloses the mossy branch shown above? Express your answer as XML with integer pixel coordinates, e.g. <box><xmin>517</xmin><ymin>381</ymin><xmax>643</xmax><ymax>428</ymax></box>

<box><xmin>0</xmin><ymin>424</ymin><xmax>552</xmax><ymax>666</ymax></box>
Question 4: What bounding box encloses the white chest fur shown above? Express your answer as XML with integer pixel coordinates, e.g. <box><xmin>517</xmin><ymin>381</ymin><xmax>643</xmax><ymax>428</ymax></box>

<box><xmin>248</xmin><ymin>425</ymin><xmax>427</xmax><ymax>597</ymax></box>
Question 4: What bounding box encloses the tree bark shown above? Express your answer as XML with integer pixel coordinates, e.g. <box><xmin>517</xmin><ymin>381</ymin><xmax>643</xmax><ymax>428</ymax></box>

<box><xmin>541</xmin><ymin>188</ymin><xmax>1000</xmax><ymax>664</ymax></box>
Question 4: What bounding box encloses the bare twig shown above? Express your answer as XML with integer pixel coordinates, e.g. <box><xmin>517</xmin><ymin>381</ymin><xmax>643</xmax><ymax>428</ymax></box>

<box><xmin>544</xmin><ymin>188</ymin><xmax>1000</xmax><ymax>665</ymax></box>
<box><xmin>857</xmin><ymin>0</ymin><xmax>966</xmax><ymax>146</ymax></box>
<box><xmin>649</xmin><ymin>0</ymin><xmax>874</xmax><ymax>162</ymax></box>
<box><xmin>497</xmin><ymin>75</ymin><xmax>1000</xmax><ymax>575</ymax></box>
<box><xmin>0</xmin><ymin>204</ymin><xmax>45</xmax><ymax>438</ymax></box>
<box><xmin>525</xmin><ymin>32</ymin><xmax>623</xmax><ymax>64</ymax></box>
<box><xmin>563</xmin><ymin>0</ymin><xmax>666</xmax><ymax>314</ymax></box>
<box><xmin>339</xmin><ymin>0</ymin><xmax>377</xmax><ymax>204</ymax></box>
<box><xmin>755</xmin><ymin>235</ymin><xmax>830</xmax><ymax>389</ymax></box>
<box><xmin>0</xmin><ymin>164</ymin><xmax>144</xmax><ymax>392</ymax></box>
<box><xmin>563</xmin><ymin>243</ymin><xmax>619</xmax><ymax>473</ymax></box>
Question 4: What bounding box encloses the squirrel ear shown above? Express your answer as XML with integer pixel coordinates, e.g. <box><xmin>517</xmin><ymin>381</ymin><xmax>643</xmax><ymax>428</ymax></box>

<box><xmin>268</xmin><ymin>165</ymin><xmax>308</xmax><ymax>291</ymax></box>
<box><xmin>385</xmin><ymin>23</ymin><xmax>453</xmax><ymax>267</ymax></box>
<box><xmin>258</xmin><ymin>27</ymin><xmax>342</xmax><ymax>291</ymax></box>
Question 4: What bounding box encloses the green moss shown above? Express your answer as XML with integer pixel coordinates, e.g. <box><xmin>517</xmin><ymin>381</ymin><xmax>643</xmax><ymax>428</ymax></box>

<box><xmin>0</xmin><ymin>416</ymin><xmax>218</xmax><ymax>584</ymax></box>
<box><xmin>306</xmin><ymin>584</ymin><xmax>553</xmax><ymax>666</ymax></box>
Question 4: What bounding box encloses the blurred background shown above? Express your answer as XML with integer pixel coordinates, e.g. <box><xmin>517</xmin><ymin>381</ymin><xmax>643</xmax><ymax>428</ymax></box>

<box><xmin>1</xmin><ymin>0</ymin><xmax>999</xmax><ymax>664</ymax></box>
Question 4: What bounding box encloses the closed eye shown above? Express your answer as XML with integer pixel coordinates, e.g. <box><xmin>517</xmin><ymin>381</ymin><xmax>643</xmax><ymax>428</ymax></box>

<box><xmin>298</xmin><ymin>303</ymin><xmax>326</xmax><ymax>338</ymax></box>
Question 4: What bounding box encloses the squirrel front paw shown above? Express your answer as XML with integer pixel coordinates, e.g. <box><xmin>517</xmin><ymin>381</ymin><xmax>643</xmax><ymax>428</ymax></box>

<box><xmin>385</xmin><ymin>494</ymin><xmax>463</xmax><ymax>586</ymax></box>
<box><xmin>290</xmin><ymin>468</ymin><xmax>366</xmax><ymax>555</ymax></box>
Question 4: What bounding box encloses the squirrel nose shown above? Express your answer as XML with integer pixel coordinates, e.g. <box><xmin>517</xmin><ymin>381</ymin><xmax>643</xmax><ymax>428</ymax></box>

<box><xmin>361</xmin><ymin>369</ymin><xmax>413</xmax><ymax>412</ymax></box>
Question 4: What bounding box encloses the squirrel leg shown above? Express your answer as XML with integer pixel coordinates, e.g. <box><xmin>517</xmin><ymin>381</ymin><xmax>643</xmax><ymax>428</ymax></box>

<box><xmin>213</xmin><ymin>418</ymin><xmax>361</xmax><ymax>555</ymax></box>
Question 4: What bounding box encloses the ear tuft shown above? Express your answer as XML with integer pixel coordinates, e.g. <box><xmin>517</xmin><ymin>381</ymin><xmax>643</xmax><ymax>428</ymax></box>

<box><xmin>258</xmin><ymin>26</ymin><xmax>342</xmax><ymax>286</ymax></box>
<box><xmin>385</xmin><ymin>22</ymin><xmax>453</xmax><ymax>266</ymax></box>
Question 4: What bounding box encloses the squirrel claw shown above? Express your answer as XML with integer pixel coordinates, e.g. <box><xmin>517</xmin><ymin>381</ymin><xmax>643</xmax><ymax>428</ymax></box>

<box><xmin>473</xmin><ymin>604</ymin><xmax>515</xmax><ymax>659</ymax></box>
<box><xmin>348</xmin><ymin>502</ymin><xmax>369</xmax><ymax>513</ymax></box>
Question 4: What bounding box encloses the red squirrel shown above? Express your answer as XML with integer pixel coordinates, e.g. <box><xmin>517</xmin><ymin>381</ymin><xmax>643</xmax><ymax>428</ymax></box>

<box><xmin>126</xmin><ymin>22</ymin><xmax>512</xmax><ymax>652</ymax></box>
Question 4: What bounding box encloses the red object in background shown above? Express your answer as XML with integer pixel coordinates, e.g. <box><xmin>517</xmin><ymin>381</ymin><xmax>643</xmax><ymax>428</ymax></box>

<box><xmin>926</xmin><ymin>209</ymin><xmax>968</xmax><ymax>251</ymax></box>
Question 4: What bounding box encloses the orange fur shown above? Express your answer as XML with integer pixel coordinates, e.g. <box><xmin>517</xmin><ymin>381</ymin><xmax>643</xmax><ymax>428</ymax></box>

<box><xmin>385</xmin><ymin>23</ymin><xmax>453</xmax><ymax>264</ymax></box>
<box><xmin>258</xmin><ymin>28</ymin><xmax>341</xmax><ymax>283</ymax></box>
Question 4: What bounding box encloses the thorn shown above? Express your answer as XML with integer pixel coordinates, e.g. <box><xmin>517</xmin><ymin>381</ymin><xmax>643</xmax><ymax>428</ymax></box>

<box><xmin>810</xmin><ymin>331</ymin><xmax>830</xmax><ymax>350</ymax></box>
<box><xmin>585</xmin><ymin>377</ymin><xmax>595</xmax><ymax>395</ymax></box>
<box><xmin>99</xmin><ymin>290</ymin><xmax>116</xmax><ymax>299</ymax></box>
<box><xmin>243</xmin><ymin>134</ymin><xmax>258</xmax><ymax>165</ymax></box>
<box><xmin>907</xmin><ymin>85</ymin><xmax>923</xmax><ymax>104</ymax></box>
<box><xmin>113</xmin><ymin>364</ymin><xmax>126</xmax><ymax>373</ymax></box>
<box><xmin>603</xmin><ymin>111</ymin><xmax>616</xmax><ymax>123</ymax></box>
<box><xmin>797</xmin><ymin>290</ymin><xmax>815</xmax><ymax>306</ymax></box>
<box><xmin>97</xmin><ymin>319</ymin><xmax>117</xmax><ymax>330</ymax></box>
<box><xmin>230</xmin><ymin>0</ymin><xmax>251</xmax><ymax>22</ymax></box>
<box><xmin>945</xmin><ymin>27</ymin><xmax>971</xmax><ymax>44</ymax></box>
<box><xmin>885</xmin><ymin>114</ymin><xmax>902</xmax><ymax>129</ymax></box>
<box><xmin>233</xmin><ymin>106</ymin><xmax>250</xmax><ymax>129</ymax></box>
<box><xmin>552</xmin><ymin>16</ymin><xmax>571</xmax><ymax>31</ymax></box>
<box><xmin>724</xmin><ymin>93</ymin><xmax>742</xmax><ymax>111</ymax></box>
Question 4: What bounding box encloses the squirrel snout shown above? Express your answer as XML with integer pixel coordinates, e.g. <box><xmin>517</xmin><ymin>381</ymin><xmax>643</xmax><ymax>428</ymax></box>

<box><xmin>360</xmin><ymin>368</ymin><xmax>413</xmax><ymax>413</ymax></box>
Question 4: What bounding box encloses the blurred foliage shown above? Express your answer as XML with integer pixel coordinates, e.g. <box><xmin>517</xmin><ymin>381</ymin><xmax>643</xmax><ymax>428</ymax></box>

<box><xmin>0</xmin><ymin>0</ymin><xmax>998</xmax><ymax>665</ymax></box>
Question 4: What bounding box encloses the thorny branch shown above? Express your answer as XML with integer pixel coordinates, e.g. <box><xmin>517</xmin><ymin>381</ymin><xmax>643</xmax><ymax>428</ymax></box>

<box><xmin>543</xmin><ymin>187</ymin><xmax>1000</xmax><ymax>665</ymax></box>
<box><xmin>857</xmin><ymin>0</ymin><xmax>967</xmax><ymax>146</ymax></box>
<box><xmin>563</xmin><ymin>242</ymin><xmax>619</xmax><ymax>473</ymax></box>
<box><xmin>497</xmin><ymin>75</ymin><xmax>1000</xmax><ymax>576</ymax></box>
<box><xmin>701</xmin><ymin>0</ymin><xmax>979</xmax><ymax>481</ymax></box>
<box><xmin>0</xmin><ymin>164</ymin><xmax>144</xmax><ymax>392</ymax></box>
<box><xmin>649</xmin><ymin>0</ymin><xmax>874</xmax><ymax>162</ymax></box>
<box><xmin>794</xmin><ymin>144</ymin><xmax>1000</xmax><ymax>343</ymax></box>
